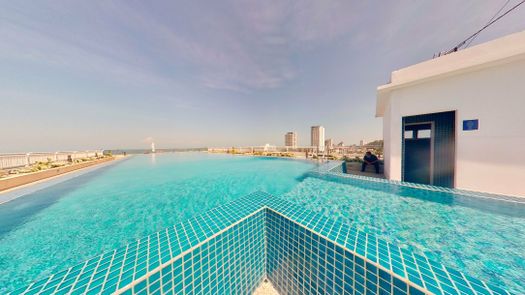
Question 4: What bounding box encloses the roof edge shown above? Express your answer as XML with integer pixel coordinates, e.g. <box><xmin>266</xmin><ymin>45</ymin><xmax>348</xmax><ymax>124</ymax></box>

<box><xmin>375</xmin><ymin>30</ymin><xmax>525</xmax><ymax>117</ymax></box>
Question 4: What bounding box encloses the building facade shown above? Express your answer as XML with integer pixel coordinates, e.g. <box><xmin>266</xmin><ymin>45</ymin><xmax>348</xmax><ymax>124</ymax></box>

<box><xmin>284</xmin><ymin>132</ymin><xmax>297</xmax><ymax>148</ymax></box>
<box><xmin>325</xmin><ymin>139</ymin><xmax>333</xmax><ymax>150</ymax></box>
<box><xmin>376</xmin><ymin>31</ymin><xmax>525</xmax><ymax>197</ymax></box>
<box><xmin>311</xmin><ymin>126</ymin><xmax>325</xmax><ymax>152</ymax></box>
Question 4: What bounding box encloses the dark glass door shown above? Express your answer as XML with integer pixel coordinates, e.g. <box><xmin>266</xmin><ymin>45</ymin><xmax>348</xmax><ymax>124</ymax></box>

<box><xmin>403</xmin><ymin>123</ymin><xmax>432</xmax><ymax>184</ymax></box>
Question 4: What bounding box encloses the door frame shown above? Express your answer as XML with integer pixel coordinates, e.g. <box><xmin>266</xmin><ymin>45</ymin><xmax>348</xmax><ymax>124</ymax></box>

<box><xmin>403</xmin><ymin>121</ymin><xmax>435</xmax><ymax>185</ymax></box>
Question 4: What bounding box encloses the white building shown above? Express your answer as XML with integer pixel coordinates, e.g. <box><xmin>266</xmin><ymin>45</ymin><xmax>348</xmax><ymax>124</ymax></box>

<box><xmin>359</xmin><ymin>140</ymin><xmax>366</xmax><ymax>146</ymax></box>
<box><xmin>376</xmin><ymin>30</ymin><xmax>525</xmax><ymax>197</ymax></box>
<box><xmin>284</xmin><ymin>132</ymin><xmax>297</xmax><ymax>148</ymax></box>
<box><xmin>311</xmin><ymin>126</ymin><xmax>325</xmax><ymax>152</ymax></box>
<box><xmin>151</xmin><ymin>142</ymin><xmax>156</xmax><ymax>153</ymax></box>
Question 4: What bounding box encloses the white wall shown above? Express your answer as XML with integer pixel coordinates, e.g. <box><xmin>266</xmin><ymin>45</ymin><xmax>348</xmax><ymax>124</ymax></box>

<box><xmin>383</xmin><ymin>58</ymin><xmax>525</xmax><ymax>197</ymax></box>
<box><xmin>0</xmin><ymin>150</ymin><xmax>104</xmax><ymax>170</ymax></box>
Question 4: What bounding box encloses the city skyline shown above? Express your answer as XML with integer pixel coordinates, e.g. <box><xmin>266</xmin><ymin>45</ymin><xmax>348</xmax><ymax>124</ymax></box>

<box><xmin>1</xmin><ymin>1</ymin><xmax>525</xmax><ymax>152</ymax></box>
<box><xmin>283</xmin><ymin>127</ymin><xmax>363</xmax><ymax>149</ymax></box>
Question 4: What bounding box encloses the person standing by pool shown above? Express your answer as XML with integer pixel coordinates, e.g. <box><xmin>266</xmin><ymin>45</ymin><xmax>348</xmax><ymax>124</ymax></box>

<box><xmin>361</xmin><ymin>151</ymin><xmax>380</xmax><ymax>174</ymax></box>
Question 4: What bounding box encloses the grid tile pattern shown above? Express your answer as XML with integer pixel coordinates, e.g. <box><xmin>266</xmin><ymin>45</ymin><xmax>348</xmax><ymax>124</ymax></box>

<box><xmin>14</xmin><ymin>192</ymin><xmax>268</xmax><ymax>295</ymax></box>
<box><xmin>267</xmin><ymin>209</ymin><xmax>413</xmax><ymax>295</ymax></box>
<box><xmin>14</xmin><ymin>191</ymin><xmax>514</xmax><ymax>295</ymax></box>
<box><xmin>323</xmin><ymin>163</ymin><xmax>525</xmax><ymax>204</ymax></box>
<box><xmin>131</xmin><ymin>210</ymin><xmax>265</xmax><ymax>295</ymax></box>
<box><xmin>265</xmin><ymin>197</ymin><xmax>514</xmax><ymax>295</ymax></box>
<box><xmin>314</xmin><ymin>160</ymin><xmax>345</xmax><ymax>173</ymax></box>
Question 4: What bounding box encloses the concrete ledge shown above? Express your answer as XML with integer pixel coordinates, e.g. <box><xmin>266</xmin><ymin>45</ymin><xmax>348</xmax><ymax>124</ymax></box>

<box><xmin>0</xmin><ymin>157</ymin><xmax>115</xmax><ymax>192</ymax></box>
<box><xmin>344</xmin><ymin>161</ymin><xmax>385</xmax><ymax>179</ymax></box>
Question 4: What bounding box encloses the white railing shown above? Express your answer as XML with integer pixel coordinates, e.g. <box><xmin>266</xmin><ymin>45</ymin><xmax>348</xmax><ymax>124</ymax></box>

<box><xmin>0</xmin><ymin>150</ymin><xmax>104</xmax><ymax>170</ymax></box>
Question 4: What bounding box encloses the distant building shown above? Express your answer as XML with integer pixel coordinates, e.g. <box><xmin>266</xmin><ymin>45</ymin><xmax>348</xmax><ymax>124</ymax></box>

<box><xmin>284</xmin><ymin>132</ymin><xmax>297</xmax><ymax>148</ymax></box>
<box><xmin>151</xmin><ymin>142</ymin><xmax>156</xmax><ymax>153</ymax></box>
<box><xmin>337</xmin><ymin>141</ymin><xmax>344</xmax><ymax>147</ymax></box>
<box><xmin>311</xmin><ymin>126</ymin><xmax>325</xmax><ymax>152</ymax></box>
<box><xmin>325</xmin><ymin>139</ymin><xmax>333</xmax><ymax>150</ymax></box>
<box><xmin>359</xmin><ymin>139</ymin><xmax>366</xmax><ymax>146</ymax></box>
<box><xmin>376</xmin><ymin>30</ymin><xmax>525</xmax><ymax>196</ymax></box>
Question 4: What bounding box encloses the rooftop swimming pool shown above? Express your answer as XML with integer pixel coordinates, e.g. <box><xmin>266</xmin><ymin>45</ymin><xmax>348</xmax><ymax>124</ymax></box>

<box><xmin>0</xmin><ymin>154</ymin><xmax>314</xmax><ymax>293</ymax></box>
<box><xmin>0</xmin><ymin>153</ymin><xmax>524</xmax><ymax>294</ymax></box>
<box><xmin>285</xmin><ymin>173</ymin><xmax>525</xmax><ymax>293</ymax></box>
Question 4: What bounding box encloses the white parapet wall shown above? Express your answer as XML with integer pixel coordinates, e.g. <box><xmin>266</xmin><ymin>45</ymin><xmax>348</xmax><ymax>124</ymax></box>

<box><xmin>376</xmin><ymin>30</ymin><xmax>525</xmax><ymax>197</ymax></box>
<box><xmin>0</xmin><ymin>154</ymin><xmax>28</xmax><ymax>169</ymax></box>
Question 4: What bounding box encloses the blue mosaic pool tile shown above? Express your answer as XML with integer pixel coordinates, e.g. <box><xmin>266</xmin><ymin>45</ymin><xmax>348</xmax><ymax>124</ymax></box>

<box><xmin>14</xmin><ymin>191</ymin><xmax>515</xmax><ymax>295</ymax></box>
<box><xmin>264</xmin><ymin>194</ymin><xmax>513</xmax><ymax>295</ymax></box>
<box><xmin>322</xmin><ymin>162</ymin><xmax>525</xmax><ymax>204</ymax></box>
<box><xmin>13</xmin><ymin>192</ymin><xmax>268</xmax><ymax>295</ymax></box>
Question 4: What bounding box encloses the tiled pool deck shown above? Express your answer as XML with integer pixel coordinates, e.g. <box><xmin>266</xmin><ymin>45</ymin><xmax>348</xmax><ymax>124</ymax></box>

<box><xmin>14</xmin><ymin>190</ymin><xmax>514</xmax><ymax>295</ymax></box>
<box><xmin>322</xmin><ymin>161</ymin><xmax>525</xmax><ymax>204</ymax></box>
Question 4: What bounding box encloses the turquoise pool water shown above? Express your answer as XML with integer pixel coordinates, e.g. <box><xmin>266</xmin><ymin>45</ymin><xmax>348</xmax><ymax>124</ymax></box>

<box><xmin>1</xmin><ymin>154</ymin><xmax>524</xmax><ymax>294</ymax></box>
<box><xmin>0</xmin><ymin>154</ymin><xmax>314</xmax><ymax>293</ymax></box>
<box><xmin>284</xmin><ymin>174</ymin><xmax>525</xmax><ymax>294</ymax></box>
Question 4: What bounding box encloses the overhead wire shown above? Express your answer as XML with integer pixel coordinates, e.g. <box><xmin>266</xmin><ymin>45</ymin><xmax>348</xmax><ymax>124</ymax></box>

<box><xmin>465</xmin><ymin>0</ymin><xmax>511</xmax><ymax>49</ymax></box>
<box><xmin>435</xmin><ymin>0</ymin><xmax>525</xmax><ymax>57</ymax></box>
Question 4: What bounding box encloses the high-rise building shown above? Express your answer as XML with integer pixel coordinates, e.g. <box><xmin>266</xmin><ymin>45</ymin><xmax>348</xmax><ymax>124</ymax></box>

<box><xmin>325</xmin><ymin>139</ymin><xmax>333</xmax><ymax>149</ymax></box>
<box><xmin>151</xmin><ymin>142</ymin><xmax>156</xmax><ymax>153</ymax></box>
<box><xmin>360</xmin><ymin>139</ymin><xmax>366</xmax><ymax>146</ymax></box>
<box><xmin>311</xmin><ymin>126</ymin><xmax>325</xmax><ymax>152</ymax></box>
<box><xmin>284</xmin><ymin>132</ymin><xmax>297</xmax><ymax>148</ymax></box>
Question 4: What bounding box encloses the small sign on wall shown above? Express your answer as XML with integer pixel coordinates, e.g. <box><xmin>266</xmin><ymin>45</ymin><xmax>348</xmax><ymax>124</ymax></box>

<box><xmin>463</xmin><ymin>119</ymin><xmax>479</xmax><ymax>131</ymax></box>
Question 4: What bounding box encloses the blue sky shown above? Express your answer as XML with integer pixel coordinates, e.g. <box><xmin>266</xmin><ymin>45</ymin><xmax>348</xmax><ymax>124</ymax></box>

<box><xmin>1</xmin><ymin>1</ymin><xmax>524</xmax><ymax>152</ymax></box>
